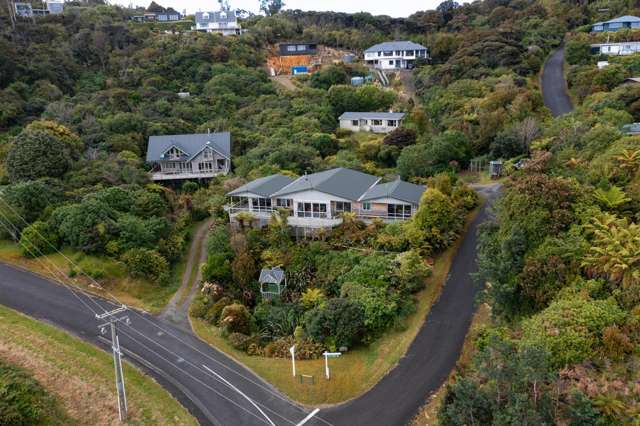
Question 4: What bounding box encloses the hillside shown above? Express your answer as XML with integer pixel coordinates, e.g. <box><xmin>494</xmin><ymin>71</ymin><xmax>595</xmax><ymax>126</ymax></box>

<box><xmin>1</xmin><ymin>0</ymin><xmax>639</xmax><ymax>424</ymax></box>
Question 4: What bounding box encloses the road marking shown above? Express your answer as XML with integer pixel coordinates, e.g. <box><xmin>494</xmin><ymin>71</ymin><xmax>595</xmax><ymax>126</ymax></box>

<box><xmin>202</xmin><ymin>364</ymin><xmax>276</xmax><ymax>426</ymax></box>
<box><xmin>296</xmin><ymin>408</ymin><xmax>320</xmax><ymax>426</ymax></box>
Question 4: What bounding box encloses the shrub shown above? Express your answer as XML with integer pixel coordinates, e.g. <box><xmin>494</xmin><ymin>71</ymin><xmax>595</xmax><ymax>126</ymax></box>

<box><xmin>220</xmin><ymin>303</ymin><xmax>254</xmax><ymax>335</ymax></box>
<box><xmin>19</xmin><ymin>221</ymin><xmax>58</xmax><ymax>258</ymax></box>
<box><xmin>263</xmin><ymin>336</ymin><xmax>324</xmax><ymax>359</ymax></box>
<box><xmin>120</xmin><ymin>248</ymin><xmax>169</xmax><ymax>284</ymax></box>
<box><xmin>190</xmin><ymin>295</ymin><xmax>209</xmax><ymax>319</ymax></box>
<box><xmin>227</xmin><ymin>332</ymin><xmax>253</xmax><ymax>351</ymax></box>
<box><xmin>521</xmin><ymin>296</ymin><xmax>626</xmax><ymax>368</ymax></box>
<box><xmin>304</xmin><ymin>298</ymin><xmax>365</xmax><ymax>349</ymax></box>
<box><xmin>6</xmin><ymin>128</ymin><xmax>72</xmax><ymax>181</ymax></box>
<box><xmin>181</xmin><ymin>181</ymin><xmax>199</xmax><ymax>194</ymax></box>
<box><xmin>204</xmin><ymin>296</ymin><xmax>232</xmax><ymax>324</ymax></box>
<box><xmin>410</xmin><ymin>188</ymin><xmax>460</xmax><ymax>251</ymax></box>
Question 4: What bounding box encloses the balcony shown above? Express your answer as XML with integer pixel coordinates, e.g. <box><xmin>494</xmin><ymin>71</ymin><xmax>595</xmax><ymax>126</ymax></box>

<box><xmin>151</xmin><ymin>169</ymin><xmax>227</xmax><ymax>181</ymax></box>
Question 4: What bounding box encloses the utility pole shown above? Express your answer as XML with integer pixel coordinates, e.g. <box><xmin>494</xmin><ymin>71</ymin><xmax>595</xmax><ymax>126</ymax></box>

<box><xmin>96</xmin><ymin>305</ymin><xmax>130</xmax><ymax>422</ymax></box>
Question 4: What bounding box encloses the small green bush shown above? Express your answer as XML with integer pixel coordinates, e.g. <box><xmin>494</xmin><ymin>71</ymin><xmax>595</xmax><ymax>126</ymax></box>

<box><xmin>120</xmin><ymin>248</ymin><xmax>169</xmax><ymax>284</ymax></box>
<box><xmin>19</xmin><ymin>221</ymin><xmax>58</xmax><ymax>258</ymax></box>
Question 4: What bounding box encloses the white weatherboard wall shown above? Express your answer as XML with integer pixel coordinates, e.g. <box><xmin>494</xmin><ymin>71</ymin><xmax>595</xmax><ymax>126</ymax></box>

<box><xmin>339</xmin><ymin>118</ymin><xmax>400</xmax><ymax>134</ymax></box>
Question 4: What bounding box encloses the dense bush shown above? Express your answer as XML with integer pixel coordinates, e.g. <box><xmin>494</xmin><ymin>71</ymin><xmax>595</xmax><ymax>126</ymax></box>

<box><xmin>304</xmin><ymin>298</ymin><xmax>365</xmax><ymax>349</ymax></box>
<box><xmin>121</xmin><ymin>248</ymin><xmax>169</xmax><ymax>284</ymax></box>
<box><xmin>19</xmin><ymin>221</ymin><xmax>58</xmax><ymax>258</ymax></box>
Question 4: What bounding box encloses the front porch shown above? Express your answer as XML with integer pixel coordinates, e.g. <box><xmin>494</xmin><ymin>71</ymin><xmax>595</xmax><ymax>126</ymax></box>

<box><xmin>151</xmin><ymin>170</ymin><xmax>227</xmax><ymax>181</ymax></box>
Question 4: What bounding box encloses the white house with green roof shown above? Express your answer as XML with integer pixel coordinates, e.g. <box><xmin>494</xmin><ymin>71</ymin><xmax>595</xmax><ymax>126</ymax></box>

<box><xmin>226</xmin><ymin>168</ymin><xmax>425</xmax><ymax>229</ymax></box>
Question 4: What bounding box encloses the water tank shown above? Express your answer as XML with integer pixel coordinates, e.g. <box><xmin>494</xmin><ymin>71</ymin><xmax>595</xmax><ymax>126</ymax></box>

<box><xmin>351</xmin><ymin>76</ymin><xmax>364</xmax><ymax>86</ymax></box>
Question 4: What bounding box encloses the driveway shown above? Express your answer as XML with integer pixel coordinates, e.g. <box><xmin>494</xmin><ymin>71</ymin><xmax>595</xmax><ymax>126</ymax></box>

<box><xmin>0</xmin><ymin>185</ymin><xmax>501</xmax><ymax>426</ymax></box>
<box><xmin>541</xmin><ymin>48</ymin><xmax>573</xmax><ymax>117</ymax></box>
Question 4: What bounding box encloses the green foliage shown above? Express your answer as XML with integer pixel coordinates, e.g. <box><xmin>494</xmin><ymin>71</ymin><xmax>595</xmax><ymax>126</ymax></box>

<box><xmin>310</xmin><ymin>65</ymin><xmax>349</xmax><ymax>90</ymax></box>
<box><xmin>304</xmin><ymin>298</ymin><xmax>365</xmax><ymax>349</ymax></box>
<box><xmin>328</xmin><ymin>85</ymin><xmax>396</xmax><ymax>116</ymax></box>
<box><xmin>409</xmin><ymin>188</ymin><xmax>460</xmax><ymax>251</ymax></box>
<box><xmin>6</xmin><ymin>129</ymin><xmax>72</xmax><ymax>182</ymax></box>
<box><xmin>397</xmin><ymin>131</ymin><xmax>471</xmax><ymax>179</ymax></box>
<box><xmin>19</xmin><ymin>221</ymin><xmax>59</xmax><ymax>258</ymax></box>
<box><xmin>121</xmin><ymin>248</ymin><xmax>169</xmax><ymax>284</ymax></box>
<box><xmin>220</xmin><ymin>303</ymin><xmax>254</xmax><ymax>335</ymax></box>
<box><xmin>521</xmin><ymin>296</ymin><xmax>626</xmax><ymax>368</ymax></box>
<box><xmin>0</xmin><ymin>359</ymin><xmax>70</xmax><ymax>426</ymax></box>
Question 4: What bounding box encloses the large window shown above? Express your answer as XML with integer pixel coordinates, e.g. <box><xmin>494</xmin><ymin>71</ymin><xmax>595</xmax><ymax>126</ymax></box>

<box><xmin>276</xmin><ymin>198</ymin><xmax>292</xmax><ymax>208</ymax></box>
<box><xmin>352</xmin><ymin>120</ymin><xmax>359</xmax><ymax>126</ymax></box>
<box><xmin>387</xmin><ymin>204</ymin><xmax>412</xmax><ymax>218</ymax></box>
<box><xmin>199</xmin><ymin>162</ymin><xmax>213</xmax><ymax>172</ymax></box>
<box><xmin>372</xmin><ymin>119</ymin><xmax>382</xmax><ymax>126</ymax></box>
<box><xmin>334</xmin><ymin>201</ymin><xmax>351</xmax><ymax>214</ymax></box>
<box><xmin>203</xmin><ymin>149</ymin><xmax>212</xmax><ymax>159</ymax></box>
<box><xmin>251</xmin><ymin>197</ymin><xmax>272</xmax><ymax>211</ymax></box>
<box><xmin>287</xmin><ymin>45</ymin><xmax>296</xmax><ymax>52</ymax></box>
<box><xmin>297</xmin><ymin>202</ymin><xmax>327</xmax><ymax>218</ymax></box>
<box><xmin>216</xmin><ymin>158</ymin><xmax>227</xmax><ymax>169</ymax></box>
<box><xmin>387</xmin><ymin>120</ymin><xmax>397</xmax><ymax>127</ymax></box>
<box><xmin>383</xmin><ymin>51</ymin><xmax>394</xmax><ymax>56</ymax></box>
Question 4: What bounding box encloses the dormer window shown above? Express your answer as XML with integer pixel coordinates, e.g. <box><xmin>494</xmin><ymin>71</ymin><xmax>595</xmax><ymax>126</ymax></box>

<box><xmin>165</xmin><ymin>146</ymin><xmax>185</xmax><ymax>160</ymax></box>
<box><xmin>203</xmin><ymin>148</ymin><xmax>213</xmax><ymax>159</ymax></box>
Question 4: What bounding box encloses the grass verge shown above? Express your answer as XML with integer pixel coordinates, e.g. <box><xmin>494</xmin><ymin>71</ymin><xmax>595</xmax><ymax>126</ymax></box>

<box><xmin>191</xmin><ymin>206</ymin><xmax>482</xmax><ymax>405</ymax></box>
<box><xmin>0</xmin><ymin>304</ymin><xmax>198</xmax><ymax>426</ymax></box>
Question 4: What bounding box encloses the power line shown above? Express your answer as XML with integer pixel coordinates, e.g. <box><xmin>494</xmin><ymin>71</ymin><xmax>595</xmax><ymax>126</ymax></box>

<box><xmin>0</xmin><ymin>197</ymin><xmax>332</xmax><ymax>425</ymax></box>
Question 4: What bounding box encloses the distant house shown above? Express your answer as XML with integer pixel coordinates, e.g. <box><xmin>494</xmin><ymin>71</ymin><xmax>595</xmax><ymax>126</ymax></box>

<box><xmin>46</xmin><ymin>0</ymin><xmax>64</xmax><ymax>14</ymax></box>
<box><xmin>339</xmin><ymin>112</ymin><xmax>405</xmax><ymax>134</ymax></box>
<box><xmin>591</xmin><ymin>41</ymin><xmax>640</xmax><ymax>56</ymax></box>
<box><xmin>364</xmin><ymin>41</ymin><xmax>428</xmax><ymax>70</ymax></box>
<box><xmin>592</xmin><ymin>15</ymin><xmax>640</xmax><ymax>32</ymax></box>
<box><xmin>14</xmin><ymin>2</ymin><xmax>33</xmax><ymax>17</ymax></box>
<box><xmin>622</xmin><ymin>122</ymin><xmax>640</xmax><ymax>135</ymax></box>
<box><xmin>194</xmin><ymin>9</ymin><xmax>242</xmax><ymax>35</ymax></box>
<box><xmin>226</xmin><ymin>167</ymin><xmax>425</xmax><ymax>230</ymax></box>
<box><xmin>278</xmin><ymin>43</ymin><xmax>318</xmax><ymax>56</ymax></box>
<box><xmin>146</xmin><ymin>132</ymin><xmax>231</xmax><ymax>181</ymax></box>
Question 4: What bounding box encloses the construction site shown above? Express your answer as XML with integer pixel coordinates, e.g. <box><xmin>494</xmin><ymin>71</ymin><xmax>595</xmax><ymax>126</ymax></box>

<box><xmin>266</xmin><ymin>43</ymin><xmax>356</xmax><ymax>76</ymax></box>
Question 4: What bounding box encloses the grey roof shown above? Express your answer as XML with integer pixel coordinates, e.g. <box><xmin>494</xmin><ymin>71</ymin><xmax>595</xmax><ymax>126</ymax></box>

<box><xmin>146</xmin><ymin>132</ymin><xmax>231</xmax><ymax>163</ymax></box>
<box><xmin>259</xmin><ymin>267</ymin><xmax>285</xmax><ymax>284</ymax></box>
<box><xmin>365</xmin><ymin>41</ymin><xmax>427</xmax><ymax>53</ymax></box>
<box><xmin>195</xmin><ymin>10</ymin><xmax>237</xmax><ymax>24</ymax></box>
<box><xmin>272</xmin><ymin>168</ymin><xmax>380</xmax><ymax>201</ymax></box>
<box><xmin>339</xmin><ymin>112</ymin><xmax>406</xmax><ymax>121</ymax></box>
<box><xmin>359</xmin><ymin>180</ymin><xmax>425</xmax><ymax>205</ymax></box>
<box><xmin>625</xmin><ymin>77</ymin><xmax>640</xmax><ymax>83</ymax></box>
<box><xmin>622</xmin><ymin>122</ymin><xmax>640</xmax><ymax>134</ymax></box>
<box><xmin>227</xmin><ymin>174</ymin><xmax>294</xmax><ymax>197</ymax></box>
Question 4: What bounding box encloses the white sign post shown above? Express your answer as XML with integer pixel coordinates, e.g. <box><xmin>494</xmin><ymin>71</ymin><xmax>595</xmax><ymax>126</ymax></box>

<box><xmin>290</xmin><ymin>345</ymin><xmax>296</xmax><ymax>377</ymax></box>
<box><xmin>322</xmin><ymin>351</ymin><xmax>341</xmax><ymax>380</ymax></box>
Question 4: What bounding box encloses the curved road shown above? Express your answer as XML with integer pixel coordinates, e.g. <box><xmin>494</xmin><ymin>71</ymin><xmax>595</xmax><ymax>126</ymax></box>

<box><xmin>0</xmin><ymin>185</ymin><xmax>500</xmax><ymax>426</ymax></box>
<box><xmin>541</xmin><ymin>48</ymin><xmax>573</xmax><ymax>117</ymax></box>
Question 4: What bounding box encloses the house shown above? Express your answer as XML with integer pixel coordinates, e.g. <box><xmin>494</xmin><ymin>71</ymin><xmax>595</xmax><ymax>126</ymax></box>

<box><xmin>146</xmin><ymin>132</ymin><xmax>231</xmax><ymax>181</ymax></box>
<box><xmin>226</xmin><ymin>168</ymin><xmax>425</xmax><ymax>230</ymax></box>
<box><xmin>278</xmin><ymin>43</ymin><xmax>318</xmax><ymax>56</ymax></box>
<box><xmin>591</xmin><ymin>41</ymin><xmax>640</xmax><ymax>56</ymax></box>
<box><xmin>46</xmin><ymin>0</ymin><xmax>64</xmax><ymax>14</ymax></box>
<box><xmin>364</xmin><ymin>41</ymin><xmax>428</xmax><ymax>70</ymax></box>
<box><xmin>14</xmin><ymin>2</ymin><xmax>33</xmax><ymax>17</ymax></box>
<box><xmin>194</xmin><ymin>9</ymin><xmax>242</xmax><ymax>35</ymax></box>
<box><xmin>623</xmin><ymin>77</ymin><xmax>640</xmax><ymax>85</ymax></box>
<box><xmin>339</xmin><ymin>112</ymin><xmax>405</xmax><ymax>134</ymax></box>
<box><xmin>592</xmin><ymin>15</ymin><xmax>640</xmax><ymax>32</ymax></box>
<box><xmin>259</xmin><ymin>267</ymin><xmax>286</xmax><ymax>299</ymax></box>
<box><xmin>622</xmin><ymin>122</ymin><xmax>640</xmax><ymax>135</ymax></box>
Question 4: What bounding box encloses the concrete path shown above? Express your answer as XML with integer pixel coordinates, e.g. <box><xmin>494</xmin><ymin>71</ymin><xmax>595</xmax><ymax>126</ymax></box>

<box><xmin>159</xmin><ymin>219</ymin><xmax>212</xmax><ymax>331</ymax></box>
<box><xmin>541</xmin><ymin>47</ymin><xmax>574</xmax><ymax>117</ymax></box>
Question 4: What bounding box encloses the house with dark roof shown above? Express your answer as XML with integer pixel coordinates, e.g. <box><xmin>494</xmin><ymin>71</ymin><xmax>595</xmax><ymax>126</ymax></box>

<box><xmin>145</xmin><ymin>132</ymin><xmax>231</xmax><ymax>181</ymax></box>
<box><xmin>226</xmin><ymin>168</ymin><xmax>425</xmax><ymax>229</ymax></box>
<box><xmin>364</xmin><ymin>41</ymin><xmax>428</xmax><ymax>70</ymax></box>
<box><xmin>339</xmin><ymin>112</ymin><xmax>405</xmax><ymax>133</ymax></box>
<box><xmin>592</xmin><ymin>15</ymin><xmax>640</xmax><ymax>32</ymax></box>
<box><xmin>194</xmin><ymin>8</ymin><xmax>242</xmax><ymax>35</ymax></box>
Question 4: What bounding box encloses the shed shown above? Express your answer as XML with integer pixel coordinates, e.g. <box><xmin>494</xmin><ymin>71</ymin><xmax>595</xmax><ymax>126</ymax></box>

<box><xmin>259</xmin><ymin>267</ymin><xmax>286</xmax><ymax>298</ymax></box>
<box><xmin>489</xmin><ymin>160</ymin><xmax>503</xmax><ymax>179</ymax></box>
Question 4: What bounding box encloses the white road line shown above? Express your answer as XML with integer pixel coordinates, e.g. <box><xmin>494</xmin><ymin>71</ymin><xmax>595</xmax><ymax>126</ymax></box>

<box><xmin>296</xmin><ymin>408</ymin><xmax>320</xmax><ymax>426</ymax></box>
<box><xmin>202</xmin><ymin>364</ymin><xmax>276</xmax><ymax>426</ymax></box>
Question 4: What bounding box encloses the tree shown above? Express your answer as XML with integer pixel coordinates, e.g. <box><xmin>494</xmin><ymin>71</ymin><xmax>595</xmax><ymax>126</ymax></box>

<box><xmin>220</xmin><ymin>303</ymin><xmax>254</xmax><ymax>335</ymax></box>
<box><xmin>6</xmin><ymin>129</ymin><xmax>72</xmax><ymax>182</ymax></box>
<box><xmin>121</xmin><ymin>248</ymin><xmax>169</xmax><ymax>284</ymax></box>
<box><xmin>310</xmin><ymin>65</ymin><xmax>349</xmax><ymax>90</ymax></box>
<box><xmin>409</xmin><ymin>188</ymin><xmax>460</xmax><ymax>251</ymax></box>
<box><xmin>382</xmin><ymin>128</ymin><xmax>417</xmax><ymax>148</ymax></box>
<box><xmin>260</xmin><ymin>0</ymin><xmax>284</xmax><ymax>16</ymax></box>
<box><xmin>304</xmin><ymin>298</ymin><xmax>365</xmax><ymax>349</ymax></box>
<box><xmin>19</xmin><ymin>221</ymin><xmax>59</xmax><ymax>258</ymax></box>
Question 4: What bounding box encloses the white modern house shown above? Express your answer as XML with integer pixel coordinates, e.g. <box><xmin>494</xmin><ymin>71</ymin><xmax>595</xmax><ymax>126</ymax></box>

<box><xmin>226</xmin><ymin>168</ymin><xmax>425</xmax><ymax>230</ymax></box>
<box><xmin>592</xmin><ymin>15</ymin><xmax>640</xmax><ymax>32</ymax></box>
<box><xmin>339</xmin><ymin>112</ymin><xmax>405</xmax><ymax>134</ymax></box>
<box><xmin>194</xmin><ymin>9</ymin><xmax>242</xmax><ymax>35</ymax></box>
<box><xmin>146</xmin><ymin>132</ymin><xmax>231</xmax><ymax>181</ymax></box>
<box><xmin>364</xmin><ymin>41</ymin><xmax>428</xmax><ymax>70</ymax></box>
<box><xmin>591</xmin><ymin>41</ymin><xmax>640</xmax><ymax>56</ymax></box>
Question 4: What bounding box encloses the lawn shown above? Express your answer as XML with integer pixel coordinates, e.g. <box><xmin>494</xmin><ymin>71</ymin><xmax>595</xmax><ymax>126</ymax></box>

<box><xmin>191</xmin><ymin>206</ymin><xmax>482</xmax><ymax>405</ymax></box>
<box><xmin>0</xmin><ymin>304</ymin><xmax>197</xmax><ymax>426</ymax></box>
<box><xmin>0</xmin><ymin>221</ymin><xmax>199</xmax><ymax>314</ymax></box>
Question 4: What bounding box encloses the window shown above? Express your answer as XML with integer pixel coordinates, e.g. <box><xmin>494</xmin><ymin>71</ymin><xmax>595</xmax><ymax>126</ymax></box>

<box><xmin>203</xmin><ymin>149</ymin><xmax>212</xmax><ymax>159</ymax></box>
<box><xmin>251</xmin><ymin>198</ymin><xmax>272</xmax><ymax>211</ymax></box>
<box><xmin>387</xmin><ymin>204</ymin><xmax>412</xmax><ymax>218</ymax></box>
<box><xmin>405</xmin><ymin>50</ymin><xmax>414</xmax><ymax>56</ymax></box>
<box><xmin>334</xmin><ymin>201</ymin><xmax>351</xmax><ymax>214</ymax></box>
<box><xmin>395</xmin><ymin>50</ymin><xmax>401</xmax><ymax>56</ymax></box>
<box><xmin>287</xmin><ymin>45</ymin><xmax>296</xmax><ymax>52</ymax></box>
<box><xmin>276</xmin><ymin>198</ymin><xmax>292</xmax><ymax>208</ymax></box>
<box><xmin>387</xmin><ymin>120</ymin><xmax>397</xmax><ymax>127</ymax></box>
<box><xmin>389</xmin><ymin>61</ymin><xmax>394</xmax><ymax>66</ymax></box>
<box><xmin>372</xmin><ymin>119</ymin><xmax>382</xmax><ymax>126</ymax></box>
<box><xmin>216</xmin><ymin>159</ymin><xmax>227</xmax><ymax>169</ymax></box>
<box><xmin>296</xmin><ymin>202</ymin><xmax>327</xmax><ymax>218</ymax></box>
<box><xmin>351</xmin><ymin>120</ymin><xmax>359</xmax><ymax>126</ymax></box>
<box><xmin>383</xmin><ymin>51</ymin><xmax>393</xmax><ymax>56</ymax></box>
<box><xmin>199</xmin><ymin>162</ymin><xmax>213</xmax><ymax>172</ymax></box>
<box><xmin>165</xmin><ymin>146</ymin><xmax>184</xmax><ymax>160</ymax></box>
<box><xmin>297</xmin><ymin>45</ymin><xmax>307</xmax><ymax>51</ymax></box>
<box><xmin>362</xmin><ymin>202</ymin><xmax>371</xmax><ymax>211</ymax></box>
<box><xmin>377</xmin><ymin>51</ymin><xmax>382</xmax><ymax>57</ymax></box>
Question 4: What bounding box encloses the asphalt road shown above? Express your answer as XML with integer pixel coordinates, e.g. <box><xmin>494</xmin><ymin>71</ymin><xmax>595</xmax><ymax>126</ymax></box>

<box><xmin>541</xmin><ymin>48</ymin><xmax>574</xmax><ymax>117</ymax></box>
<box><xmin>0</xmin><ymin>185</ymin><xmax>500</xmax><ymax>426</ymax></box>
